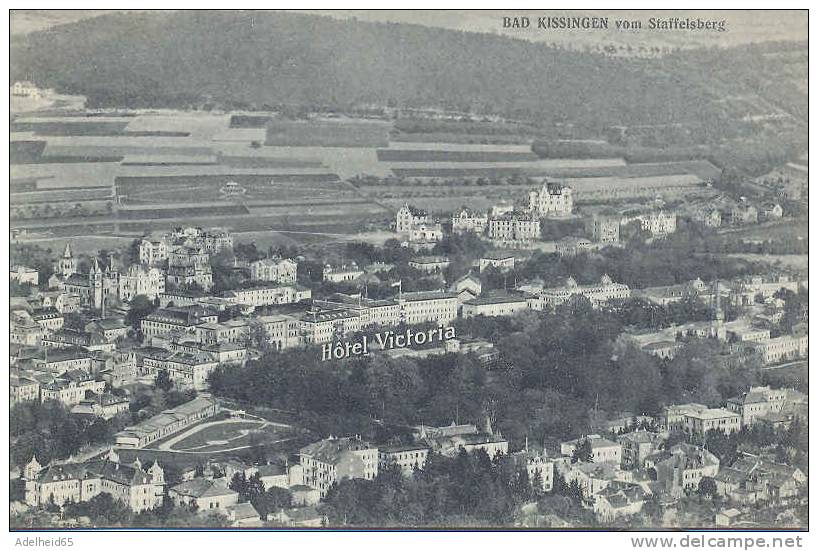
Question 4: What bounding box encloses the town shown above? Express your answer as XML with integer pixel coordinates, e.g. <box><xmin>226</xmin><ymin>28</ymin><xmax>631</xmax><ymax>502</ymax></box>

<box><xmin>8</xmin><ymin>9</ymin><xmax>808</xmax><ymax>533</ymax></box>
<box><xmin>10</xmin><ymin>172</ymin><xmax>808</xmax><ymax>529</ymax></box>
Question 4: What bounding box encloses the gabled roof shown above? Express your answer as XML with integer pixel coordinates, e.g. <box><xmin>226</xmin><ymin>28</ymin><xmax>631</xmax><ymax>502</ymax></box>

<box><xmin>171</xmin><ymin>478</ymin><xmax>238</xmax><ymax>499</ymax></box>
<box><xmin>227</xmin><ymin>502</ymin><xmax>260</xmax><ymax>521</ymax></box>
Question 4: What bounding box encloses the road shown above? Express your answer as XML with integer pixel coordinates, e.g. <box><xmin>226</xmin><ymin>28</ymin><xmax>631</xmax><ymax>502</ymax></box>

<box><xmin>761</xmin><ymin>359</ymin><xmax>808</xmax><ymax>371</ymax></box>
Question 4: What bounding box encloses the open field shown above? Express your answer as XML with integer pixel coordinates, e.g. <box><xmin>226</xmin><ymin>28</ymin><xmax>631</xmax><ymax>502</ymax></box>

<box><xmin>156</xmin><ymin>418</ymin><xmax>293</xmax><ymax>453</ymax></box>
<box><xmin>10</xmin><ymin>108</ymin><xmax>724</xmax><ymax>243</ymax></box>
<box><xmin>381</xmin><ymin>141</ymin><xmax>535</xmax><ymax>152</ymax></box>
<box><xmin>377</xmin><ymin>149</ymin><xmax>539</xmax><ymax>162</ymax></box>
<box><xmin>721</xmin><ymin>254</ymin><xmax>808</xmax><ymax>272</ymax></box>
<box><xmin>265</xmin><ymin>118</ymin><xmax>390</xmax><ymax>147</ymax></box>
<box><xmin>719</xmin><ymin>218</ymin><xmax>809</xmax><ymax>240</ymax></box>
<box><xmin>114</xmin><ymin>434</ymin><xmax>314</xmax><ymax>471</ymax></box>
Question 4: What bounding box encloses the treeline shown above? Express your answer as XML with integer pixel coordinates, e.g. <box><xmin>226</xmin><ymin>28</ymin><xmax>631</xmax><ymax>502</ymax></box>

<box><xmin>208</xmin><ymin>299</ymin><xmax>760</xmax><ymax>448</ymax></box>
<box><xmin>10</xmin><ymin>11</ymin><xmax>800</xmax><ymax>134</ymax></box>
<box><xmin>514</xmin><ymin>222</ymin><xmax>766</xmax><ymax>290</ymax></box>
<box><xmin>10</xmin><ymin>401</ymin><xmax>125</xmax><ymax>467</ymax></box>
<box><xmin>10</xmin><ymin>386</ymin><xmax>196</xmax><ymax>468</ymax></box>
<box><xmin>320</xmin><ymin>451</ymin><xmax>540</xmax><ymax>527</ymax></box>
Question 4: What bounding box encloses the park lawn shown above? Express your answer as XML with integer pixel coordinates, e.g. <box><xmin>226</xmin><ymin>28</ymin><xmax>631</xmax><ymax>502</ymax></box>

<box><xmin>169</xmin><ymin>420</ymin><xmax>269</xmax><ymax>451</ymax></box>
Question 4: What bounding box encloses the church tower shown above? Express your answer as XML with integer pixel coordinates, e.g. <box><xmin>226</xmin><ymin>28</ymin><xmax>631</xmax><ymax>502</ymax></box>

<box><xmin>23</xmin><ymin>456</ymin><xmax>42</xmax><ymax>481</ymax></box>
<box><xmin>90</xmin><ymin>257</ymin><xmax>104</xmax><ymax>310</ymax></box>
<box><xmin>148</xmin><ymin>462</ymin><xmax>165</xmax><ymax>485</ymax></box>
<box><xmin>59</xmin><ymin>242</ymin><xmax>77</xmax><ymax>278</ymax></box>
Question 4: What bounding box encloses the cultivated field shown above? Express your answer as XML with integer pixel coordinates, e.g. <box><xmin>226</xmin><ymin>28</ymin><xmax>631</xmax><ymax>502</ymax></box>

<box><xmin>10</xmin><ymin>107</ymin><xmax>722</xmax><ymax>243</ymax></box>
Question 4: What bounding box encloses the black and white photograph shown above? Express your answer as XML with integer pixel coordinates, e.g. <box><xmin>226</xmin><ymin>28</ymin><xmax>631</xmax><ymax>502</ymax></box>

<box><xmin>6</xmin><ymin>8</ymin><xmax>810</xmax><ymax>541</ymax></box>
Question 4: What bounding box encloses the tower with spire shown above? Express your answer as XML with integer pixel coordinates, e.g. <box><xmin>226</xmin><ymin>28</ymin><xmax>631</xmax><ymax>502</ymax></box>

<box><xmin>90</xmin><ymin>257</ymin><xmax>104</xmax><ymax>310</ymax></box>
<box><xmin>58</xmin><ymin>242</ymin><xmax>77</xmax><ymax>278</ymax></box>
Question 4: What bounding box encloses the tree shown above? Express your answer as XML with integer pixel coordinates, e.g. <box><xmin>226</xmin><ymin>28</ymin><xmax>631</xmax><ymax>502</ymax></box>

<box><xmin>229</xmin><ymin>472</ymin><xmax>248</xmax><ymax>501</ymax></box>
<box><xmin>697</xmin><ymin>476</ymin><xmax>718</xmax><ymax>499</ymax></box>
<box><xmin>155</xmin><ymin>370</ymin><xmax>173</xmax><ymax>392</ymax></box>
<box><xmin>125</xmin><ymin>294</ymin><xmax>157</xmax><ymax>331</ymax></box>
<box><xmin>252</xmin><ymin>487</ymin><xmax>292</xmax><ymax>520</ymax></box>
<box><xmin>572</xmin><ymin>439</ymin><xmax>593</xmax><ymax>463</ymax></box>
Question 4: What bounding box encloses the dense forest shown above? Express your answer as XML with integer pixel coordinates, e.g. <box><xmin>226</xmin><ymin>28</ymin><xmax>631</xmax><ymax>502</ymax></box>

<box><xmin>9</xmin><ymin>11</ymin><xmax>806</xmax><ymax>136</ymax></box>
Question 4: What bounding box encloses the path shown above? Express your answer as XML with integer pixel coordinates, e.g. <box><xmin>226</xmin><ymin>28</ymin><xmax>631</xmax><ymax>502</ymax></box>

<box><xmin>156</xmin><ymin>417</ymin><xmax>291</xmax><ymax>451</ymax></box>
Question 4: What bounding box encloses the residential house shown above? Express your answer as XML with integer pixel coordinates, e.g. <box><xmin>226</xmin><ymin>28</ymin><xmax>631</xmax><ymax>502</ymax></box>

<box><xmin>299</xmin><ymin>436</ymin><xmax>379</xmax><ymax>497</ymax></box>
<box><xmin>169</xmin><ymin>479</ymin><xmax>239</xmax><ymax>512</ymax></box>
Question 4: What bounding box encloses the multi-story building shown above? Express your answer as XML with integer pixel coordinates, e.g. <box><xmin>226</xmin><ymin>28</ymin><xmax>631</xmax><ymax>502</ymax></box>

<box><xmin>449</xmin><ymin>273</ymin><xmax>482</xmax><ymax>303</ymax></box>
<box><xmin>168</xmin><ymin>226</ymin><xmax>233</xmax><ymax>254</ymax></box>
<box><xmin>115</xmin><ymin>395</ymin><xmax>219</xmax><ymax>448</ymax></box>
<box><xmin>71</xmin><ymin>391</ymin><xmax>131</xmax><ymax>419</ymax></box>
<box><xmin>42</xmin><ymin>328</ymin><xmax>113</xmax><ymax>352</ymax></box>
<box><xmin>253</xmin><ymin>314</ymin><xmax>303</xmax><ymax>350</ymax></box>
<box><xmin>563</xmin><ymin>462</ymin><xmax>625</xmax><ymax>500</ymax></box>
<box><xmin>510</xmin><ymin>448</ymin><xmax>555</xmax><ymax>492</ymax></box>
<box><xmin>461</xmin><ymin>291</ymin><xmax>532</xmax><ymax>319</ymax></box>
<box><xmin>683</xmin><ymin>408</ymin><xmax>741</xmax><ymax>437</ymax></box>
<box><xmin>249</xmin><ymin>257</ymin><xmax>298</xmax><ymax>284</ymax></box>
<box><xmin>323</xmin><ymin>263</ymin><xmax>364</xmax><ymax>283</ymax></box>
<box><xmin>487</xmin><ymin>211</ymin><xmax>540</xmax><ymax>247</ymax></box>
<box><xmin>166</xmin><ymin>247</ymin><xmax>213</xmax><ymax>291</ymax></box>
<box><xmin>296</xmin><ymin>308</ymin><xmax>363</xmax><ymax>345</ymax></box>
<box><xmin>10</xmin><ymin>265</ymin><xmax>39</xmax><ymax>286</ymax></box>
<box><xmin>396</xmin><ymin>204</ymin><xmax>429</xmax><ymax>233</ymax></box>
<box><xmin>747</xmin><ymin>334</ymin><xmax>808</xmax><ymax>365</ymax></box>
<box><xmin>531</xmin><ymin>275</ymin><xmax>630</xmax><ymax>309</ymax></box>
<box><xmin>478</xmin><ymin>251</ymin><xmax>515</xmax><ymax>272</ymax></box>
<box><xmin>167</xmin><ymin>340</ymin><xmax>247</xmax><ymax>366</ymax></box>
<box><xmin>10</xmin><ymin>311</ymin><xmax>44</xmax><ymax>346</ymax></box>
<box><xmin>195</xmin><ymin>320</ymin><xmax>250</xmax><ymax>346</ymax></box>
<box><xmin>586</xmin><ymin>214</ymin><xmax>621</xmax><ymax>243</ymax></box>
<box><xmin>141</xmin><ymin>349</ymin><xmax>219</xmax><ymax>391</ymax></box>
<box><xmin>31</xmin><ymin>307</ymin><xmax>64</xmax><ymax>333</ymax></box>
<box><xmin>398</xmin><ymin>291</ymin><xmax>458</xmax><ymax>326</ymax></box>
<box><xmin>312</xmin><ymin>296</ymin><xmax>401</xmax><ymax>328</ymax></box>
<box><xmin>528</xmin><ymin>181</ymin><xmax>573</xmax><ymax>217</ymax></box>
<box><xmin>139</xmin><ymin>237</ymin><xmax>169</xmax><ymax>267</ymax></box>
<box><xmin>657</xmin><ymin>403</ymin><xmax>709</xmax><ymax>432</ymax></box>
<box><xmin>169</xmin><ymin>478</ymin><xmax>239</xmax><ymax>511</ymax></box>
<box><xmin>62</xmin><ymin>258</ymin><xmax>119</xmax><ymax>311</ymax></box>
<box><xmin>555</xmin><ymin>236</ymin><xmax>592</xmax><ymax>258</ymax></box>
<box><xmin>140</xmin><ymin>307</ymin><xmax>217</xmax><ymax>340</ymax></box>
<box><xmin>418</xmin><ymin>419</ymin><xmax>508</xmax><ymax>460</ymax></box>
<box><xmin>40</xmin><ymin>371</ymin><xmax>106</xmax><ymax>407</ymax></box>
<box><xmin>35</xmin><ymin>348</ymin><xmax>94</xmax><ymax>375</ymax></box>
<box><xmin>38</xmin><ymin>291</ymin><xmax>82</xmax><ymax>314</ymax></box>
<box><xmin>621</xmin><ymin>211</ymin><xmax>677</xmax><ymax>236</ymax></box>
<box><xmin>408</xmin><ymin>222</ymin><xmax>444</xmax><ymax>244</ymax></box>
<box><xmin>725</xmin><ymin>386</ymin><xmax>788</xmax><ymax>426</ymax></box>
<box><xmin>726</xmin><ymin>203</ymin><xmax>758</xmax><ymax>226</ymax></box>
<box><xmin>24</xmin><ymin>453</ymin><xmax>165</xmax><ymax>512</ymax></box>
<box><xmin>451</xmin><ymin>208</ymin><xmax>488</xmax><ymax>234</ymax></box>
<box><xmin>618</xmin><ymin>431</ymin><xmax>664</xmax><ymax>469</ymax></box>
<box><xmin>654</xmin><ymin>444</ymin><xmax>720</xmax><ymax>498</ymax></box>
<box><xmin>561</xmin><ymin>435</ymin><xmax>622</xmax><ymax>464</ymax></box>
<box><xmin>10</xmin><ymin>374</ymin><xmax>40</xmax><ymax>406</ymax></box>
<box><xmin>223</xmin><ymin>284</ymin><xmax>311</xmax><ymax>307</ymax></box>
<box><xmin>714</xmin><ymin>455</ymin><xmax>805</xmax><ymax>505</ymax></box>
<box><xmin>593</xmin><ymin>484</ymin><xmax>646</xmax><ymax>523</ymax></box>
<box><xmin>299</xmin><ymin>436</ymin><xmax>379</xmax><ymax>497</ymax></box>
<box><xmin>378</xmin><ymin>444</ymin><xmax>430</xmax><ymax>476</ymax></box>
<box><xmin>408</xmin><ymin>256</ymin><xmax>450</xmax><ymax>274</ymax></box>
<box><xmin>118</xmin><ymin>265</ymin><xmax>166</xmax><ymax>302</ymax></box>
